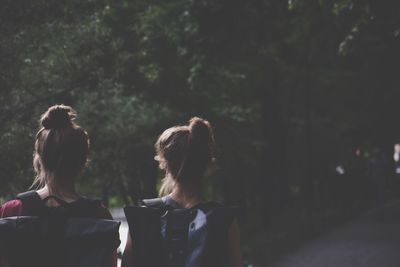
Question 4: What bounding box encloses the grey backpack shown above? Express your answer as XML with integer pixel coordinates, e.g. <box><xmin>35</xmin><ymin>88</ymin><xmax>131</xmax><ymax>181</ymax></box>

<box><xmin>124</xmin><ymin>198</ymin><xmax>235</xmax><ymax>267</ymax></box>
<box><xmin>0</xmin><ymin>191</ymin><xmax>120</xmax><ymax>267</ymax></box>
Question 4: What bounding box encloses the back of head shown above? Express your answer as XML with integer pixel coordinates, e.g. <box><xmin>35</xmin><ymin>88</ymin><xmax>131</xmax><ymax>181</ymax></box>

<box><xmin>33</xmin><ymin>104</ymin><xmax>89</xmax><ymax>187</ymax></box>
<box><xmin>155</xmin><ymin>117</ymin><xmax>215</xmax><ymax>196</ymax></box>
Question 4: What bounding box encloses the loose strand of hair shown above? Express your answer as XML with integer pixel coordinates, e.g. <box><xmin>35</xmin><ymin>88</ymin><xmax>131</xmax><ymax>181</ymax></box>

<box><xmin>159</xmin><ymin>175</ymin><xmax>176</xmax><ymax>196</ymax></box>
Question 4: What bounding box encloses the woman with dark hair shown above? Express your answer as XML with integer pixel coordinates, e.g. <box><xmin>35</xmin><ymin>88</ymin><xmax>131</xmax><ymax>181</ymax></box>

<box><xmin>0</xmin><ymin>104</ymin><xmax>118</xmax><ymax>267</ymax></box>
<box><xmin>122</xmin><ymin>117</ymin><xmax>243</xmax><ymax>267</ymax></box>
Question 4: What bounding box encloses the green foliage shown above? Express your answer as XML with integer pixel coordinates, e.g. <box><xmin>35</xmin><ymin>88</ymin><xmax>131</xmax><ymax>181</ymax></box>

<box><xmin>1</xmin><ymin>0</ymin><xmax>400</xmax><ymax>231</ymax></box>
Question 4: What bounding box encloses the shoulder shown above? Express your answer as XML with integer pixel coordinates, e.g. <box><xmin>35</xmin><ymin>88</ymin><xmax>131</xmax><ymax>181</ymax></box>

<box><xmin>76</xmin><ymin>197</ymin><xmax>113</xmax><ymax>220</ymax></box>
<box><xmin>96</xmin><ymin>203</ymin><xmax>113</xmax><ymax>220</ymax></box>
<box><xmin>0</xmin><ymin>199</ymin><xmax>23</xmax><ymax>218</ymax></box>
<box><xmin>198</xmin><ymin>201</ymin><xmax>229</xmax><ymax>213</ymax></box>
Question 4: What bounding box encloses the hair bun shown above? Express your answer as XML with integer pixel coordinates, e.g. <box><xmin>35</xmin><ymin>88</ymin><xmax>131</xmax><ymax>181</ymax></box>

<box><xmin>189</xmin><ymin>117</ymin><xmax>212</xmax><ymax>142</ymax></box>
<box><xmin>41</xmin><ymin>104</ymin><xmax>76</xmax><ymax>129</ymax></box>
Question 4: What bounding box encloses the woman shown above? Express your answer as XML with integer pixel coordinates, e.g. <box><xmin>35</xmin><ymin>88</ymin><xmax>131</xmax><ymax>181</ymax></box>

<box><xmin>0</xmin><ymin>104</ymin><xmax>118</xmax><ymax>267</ymax></box>
<box><xmin>122</xmin><ymin>117</ymin><xmax>243</xmax><ymax>267</ymax></box>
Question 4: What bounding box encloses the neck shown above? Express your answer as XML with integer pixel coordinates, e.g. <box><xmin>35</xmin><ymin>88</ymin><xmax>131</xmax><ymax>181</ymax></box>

<box><xmin>38</xmin><ymin>174</ymin><xmax>79</xmax><ymax>202</ymax></box>
<box><xmin>170</xmin><ymin>182</ymin><xmax>203</xmax><ymax>208</ymax></box>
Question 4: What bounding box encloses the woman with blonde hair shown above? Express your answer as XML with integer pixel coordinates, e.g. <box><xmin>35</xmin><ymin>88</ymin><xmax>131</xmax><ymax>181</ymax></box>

<box><xmin>123</xmin><ymin>117</ymin><xmax>243</xmax><ymax>267</ymax></box>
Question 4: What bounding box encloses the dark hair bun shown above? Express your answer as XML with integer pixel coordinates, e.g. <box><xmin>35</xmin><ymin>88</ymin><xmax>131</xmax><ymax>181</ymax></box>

<box><xmin>41</xmin><ymin>104</ymin><xmax>76</xmax><ymax>129</ymax></box>
<box><xmin>189</xmin><ymin>117</ymin><xmax>212</xmax><ymax>142</ymax></box>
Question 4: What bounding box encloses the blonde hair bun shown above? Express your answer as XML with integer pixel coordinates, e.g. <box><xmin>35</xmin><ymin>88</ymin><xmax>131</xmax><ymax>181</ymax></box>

<box><xmin>189</xmin><ymin>117</ymin><xmax>212</xmax><ymax>141</ymax></box>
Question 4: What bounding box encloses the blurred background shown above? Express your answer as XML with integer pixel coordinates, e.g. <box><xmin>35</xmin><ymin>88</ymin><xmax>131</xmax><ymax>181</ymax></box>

<box><xmin>1</xmin><ymin>0</ymin><xmax>400</xmax><ymax>266</ymax></box>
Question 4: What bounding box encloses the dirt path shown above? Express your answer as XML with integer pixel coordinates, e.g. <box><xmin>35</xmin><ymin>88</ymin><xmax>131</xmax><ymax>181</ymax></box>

<box><xmin>271</xmin><ymin>201</ymin><xmax>400</xmax><ymax>267</ymax></box>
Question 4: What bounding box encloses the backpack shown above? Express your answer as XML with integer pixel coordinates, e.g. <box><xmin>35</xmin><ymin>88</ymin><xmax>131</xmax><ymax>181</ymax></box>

<box><xmin>0</xmin><ymin>191</ymin><xmax>120</xmax><ymax>267</ymax></box>
<box><xmin>124</xmin><ymin>197</ymin><xmax>235</xmax><ymax>267</ymax></box>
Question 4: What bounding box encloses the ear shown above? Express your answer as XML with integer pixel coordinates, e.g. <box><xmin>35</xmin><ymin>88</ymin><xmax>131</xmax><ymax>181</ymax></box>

<box><xmin>160</xmin><ymin>160</ymin><xmax>167</xmax><ymax>170</ymax></box>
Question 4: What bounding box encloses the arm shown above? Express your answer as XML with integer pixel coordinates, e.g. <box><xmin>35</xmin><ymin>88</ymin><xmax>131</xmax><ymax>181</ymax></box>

<box><xmin>111</xmin><ymin>250</ymin><xmax>118</xmax><ymax>267</ymax></box>
<box><xmin>0</xmin><ymin>256</ymin><xmax>7</xmax><ymax>267</ymax></box>
<box><xmin>227</xmin><ymin>220</ymin><xmax>243</xmax><ymax>267</ymax></box>
<box><xmin>0</xmin><ymin>243</ymin><xmax>10</xmax><ymax>267</ymax></box>
<box><xmin>121</xmin><ymin>232</ymin><xmax>133</xmax><ymax>267</ymax></box>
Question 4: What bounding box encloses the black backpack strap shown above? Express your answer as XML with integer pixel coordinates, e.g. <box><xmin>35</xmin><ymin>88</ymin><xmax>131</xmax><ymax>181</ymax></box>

<box><xmin>16</xmin><ymin>191</ymin><xmax>45</xmax><ymax>216</ymax></box>
<box><xmin>142</xmin><ymin>198</ymin><xmax>166</xmax><ymax>208</ymax></box>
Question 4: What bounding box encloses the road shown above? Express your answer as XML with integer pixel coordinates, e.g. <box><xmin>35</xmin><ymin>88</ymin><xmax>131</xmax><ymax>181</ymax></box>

<box><xmin>271</xmin><ymin>201</ymin><xmax>400</xmax><ymax>267</ymax></box>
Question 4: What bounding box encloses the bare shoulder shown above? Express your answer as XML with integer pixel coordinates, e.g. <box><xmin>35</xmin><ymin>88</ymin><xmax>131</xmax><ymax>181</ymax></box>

<box><xmin>0</xmin><ymin>199</ymin><xmax>23</xmax><ymax>218</ymax></box>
